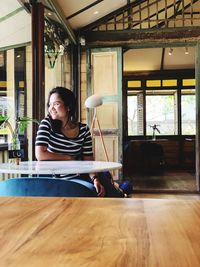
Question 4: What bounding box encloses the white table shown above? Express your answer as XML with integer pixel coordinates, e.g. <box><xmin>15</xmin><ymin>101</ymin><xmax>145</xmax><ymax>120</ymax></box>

<box><xmin>0</xmin><ymin>160</ymin><xmax>122</xmax><ymax>176</ymax></box>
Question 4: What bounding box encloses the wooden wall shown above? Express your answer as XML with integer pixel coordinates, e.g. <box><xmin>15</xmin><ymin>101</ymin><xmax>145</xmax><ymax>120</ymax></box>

<box><xmin>124</xmin><ymin>139</ymin><xmax>195</xmax><ymax>173</ymax></box>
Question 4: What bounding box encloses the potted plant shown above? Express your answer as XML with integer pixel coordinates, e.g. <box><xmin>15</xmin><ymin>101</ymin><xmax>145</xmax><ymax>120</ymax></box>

<box><xmin>0</xmin><ymin>115</ymin><xmax>39</xmax><ymax>164</ymax></box>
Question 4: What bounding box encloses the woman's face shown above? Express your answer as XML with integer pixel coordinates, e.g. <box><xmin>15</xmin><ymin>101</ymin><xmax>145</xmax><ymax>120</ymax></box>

<box><xmin>48</xmin><ymin>93</ymin><xmax>69</xmax><ymax>121</ymax></box>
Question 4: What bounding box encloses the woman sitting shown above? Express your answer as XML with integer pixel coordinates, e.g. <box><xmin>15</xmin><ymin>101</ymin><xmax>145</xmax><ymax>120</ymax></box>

<box><xmin>35</xmin><ymin>86</ymin><xmax>124</xmax><ymax>197</ymax></box>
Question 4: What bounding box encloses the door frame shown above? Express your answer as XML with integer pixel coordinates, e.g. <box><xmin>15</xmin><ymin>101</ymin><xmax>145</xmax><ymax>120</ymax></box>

<box><xmin>86</xmin><ymin>47</ymin><xmax>123</xmax><ymax>177</ymax></box>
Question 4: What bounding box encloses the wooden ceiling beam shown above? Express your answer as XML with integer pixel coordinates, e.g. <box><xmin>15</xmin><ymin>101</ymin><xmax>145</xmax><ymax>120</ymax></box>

<box><xmin>85</xmin><ymin>27</ymin><xmax>200</xmax><ymax>47</ymax></box>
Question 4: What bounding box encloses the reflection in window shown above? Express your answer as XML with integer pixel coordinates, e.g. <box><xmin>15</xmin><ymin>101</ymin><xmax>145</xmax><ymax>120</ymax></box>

<box><xmin>0</xmin><ymin>47</ymin><xmax>26</xmax><ymax>141</ymax></box>
<box><xmin>181</xmin><ymin>92</ymin><xmax>195</xmax><ymax>135</ymax></box>
<box><xmin>15</xmin><ymin>47</ymin><xmax>25</xmax><ymax>118</ymax></box>
<box><xmin>0</xmin><ymin>51</ymin><xmax>6</xmax><ymax>95</ymax></box>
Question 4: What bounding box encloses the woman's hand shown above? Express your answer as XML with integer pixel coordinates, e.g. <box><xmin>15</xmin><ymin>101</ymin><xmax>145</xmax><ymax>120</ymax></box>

<box><xmin>93</xmin><ymin>178</ymin><xmax>105</xmax><ymax>197</ymax></box>
<box><xmin>35</xmin><ymin>146</ymin><xmax>77</xmax><ymax>161</ymax></box>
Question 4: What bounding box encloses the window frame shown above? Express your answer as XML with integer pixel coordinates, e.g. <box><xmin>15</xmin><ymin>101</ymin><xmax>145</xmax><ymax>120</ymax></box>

<box><xmin>124</xmin><ymin>69</ymin><xmax>195</xmax><ymax>138</ymax></box>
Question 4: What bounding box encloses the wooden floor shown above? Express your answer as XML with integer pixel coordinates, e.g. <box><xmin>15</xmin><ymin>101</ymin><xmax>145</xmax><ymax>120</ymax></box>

<box><xmin>124</xmin><ymin>169</ymin><xmax>197</xmax><ymax>193</ymax></box>
<box><xmin>130</xmin><ymin>192</ymin><xmax>200</xmax><ymax>199</ymax></box>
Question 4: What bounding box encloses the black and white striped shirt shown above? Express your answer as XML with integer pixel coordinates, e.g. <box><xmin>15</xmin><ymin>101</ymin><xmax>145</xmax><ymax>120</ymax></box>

<box><xmin>35</xmin><ymin>117</ymin><xmax>93</xmax><ymax>159</ymax></box>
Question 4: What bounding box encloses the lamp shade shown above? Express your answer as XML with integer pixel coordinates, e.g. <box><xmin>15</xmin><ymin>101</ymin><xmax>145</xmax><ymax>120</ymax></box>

<box><xmin>85</xmin><ymin>94</ymin><xmax>103</xmax><ymax>108</ymax></box>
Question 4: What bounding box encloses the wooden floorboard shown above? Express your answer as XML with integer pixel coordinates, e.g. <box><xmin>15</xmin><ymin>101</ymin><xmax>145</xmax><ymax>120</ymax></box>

<box><xmin>130</xmin><ymin>193</ymin><xmax>200</xmax><ymax>199</ymax></box>
<box><xmin>124</xmin><ymin>169</ymin><xmax>197</xmax><ymax>193</ymax></box>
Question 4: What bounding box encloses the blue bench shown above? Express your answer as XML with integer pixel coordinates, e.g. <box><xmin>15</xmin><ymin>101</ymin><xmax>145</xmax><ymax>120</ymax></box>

<box><xmin>0</xmin><ymin>177</ymin><xmax>97</xmax><ymax>197</ymax></box>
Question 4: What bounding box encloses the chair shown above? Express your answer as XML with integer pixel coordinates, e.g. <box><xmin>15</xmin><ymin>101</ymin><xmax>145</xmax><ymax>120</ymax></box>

<box><xmin>0</xmin><ymin>177</ymin><xmax>97</xmax><ymax>197</ymax></box>
<box><xmin>139</xmin><ymin>142</ymin><xmax>165</xmax><ymax>174</ymax></box>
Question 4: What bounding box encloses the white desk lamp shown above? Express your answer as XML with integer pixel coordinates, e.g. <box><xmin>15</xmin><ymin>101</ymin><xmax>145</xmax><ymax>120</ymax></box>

<box><xmin>85</xmin><ymin>94</ymin><xmax>109</xmax><ymax>162</ymax></box>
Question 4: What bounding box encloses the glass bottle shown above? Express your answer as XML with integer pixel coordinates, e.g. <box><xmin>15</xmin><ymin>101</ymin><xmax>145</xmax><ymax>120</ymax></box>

<box><xmin>8</xmin><ymin>135</ymin><xmax>21</xmax><ymax>165</ymax></box>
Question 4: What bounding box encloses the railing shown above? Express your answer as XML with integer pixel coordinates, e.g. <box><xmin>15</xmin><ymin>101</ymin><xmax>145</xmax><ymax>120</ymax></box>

<box><xmin>88</xmin><ymin>0</ymin><xmax>200</xmax><ymax>32</ymax></box>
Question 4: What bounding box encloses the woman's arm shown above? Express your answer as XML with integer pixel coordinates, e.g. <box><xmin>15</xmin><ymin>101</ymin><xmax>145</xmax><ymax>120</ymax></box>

<box><xmin>83</xmin><ymin>155</ymin><xmax>105</xmax><ymax>197</ymax></box>
<box><xmin>35</xmin><ymin>145</ymin><xmax>76</xmax><ymax>161</ymax></box>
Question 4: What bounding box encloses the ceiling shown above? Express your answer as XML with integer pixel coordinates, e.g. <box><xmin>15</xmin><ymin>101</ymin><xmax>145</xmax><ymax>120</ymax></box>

<box><xmin>50</xmin><ymin>0</ymin><xmax>200</xmax><ymax>31</ymax></box>
<box><xmin>0</xmin><ymin>0</ymin><xmax>197</xmax><ymax>71</ymax></box>
<box><xmin>0</xmin><ymin>0</ymin><xmax>31</xmax><ymax>50</ymax></box>
<box><xmin>54</xmin><ymin>0</ymin><xmax>129</xmax><ymax>30</ymax></box>
<box><xmin>124</xmin><ymin>46</ymin><xmax>195</xmax><ymax>71</ymax></box>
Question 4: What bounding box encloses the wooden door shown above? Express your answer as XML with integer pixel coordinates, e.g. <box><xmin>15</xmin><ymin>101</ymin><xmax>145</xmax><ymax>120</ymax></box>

<box><xmin>87</xmin><ymin>48</ymin><xmax>123</xmax><ymax>180</ymax></box>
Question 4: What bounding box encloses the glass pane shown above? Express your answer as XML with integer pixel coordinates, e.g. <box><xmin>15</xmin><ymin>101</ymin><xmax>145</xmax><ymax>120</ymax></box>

<box><xmin>128</xmin><ymin>80</ymin><xmax>141</xmax><ymax>88</ymax></box>
<box><xmin>146</xmin><ymin>80</ymin><xmax>161</xmax><ymax>87</ymax></box>
<box><xmin>181</xmin><ymin>93</ymin><xmax>196</xmax><ymax>135</ymax></box>
<box><xmin>127</xmin><ymin>93</ymin><xmax>143</xmax><ymax>135</ymax></box>
<box><xmin>146</xmin><ymin>95</ymin><xmax>176</xmax><ymax>136</ymax></box>
<box><xmin>182</xmin><ymin>79</ymin><xmax>195</xmax><ymax>86</ymax></box>
<box><xmin>162</xmin><ymin>79</ymin><xmax>177</xmax><ymax>87</ymax></box>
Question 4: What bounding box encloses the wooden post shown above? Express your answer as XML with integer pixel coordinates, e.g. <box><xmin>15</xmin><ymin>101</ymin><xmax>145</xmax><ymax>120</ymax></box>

<box><xmin>31</xmin><ymin>2</ymin><xmax>45</xmax><ymax>159</ymax></box>
<box><xmin>195</xmin><ymin>42</ymin><xmax>200</xmax><ymax>192</ymax></box>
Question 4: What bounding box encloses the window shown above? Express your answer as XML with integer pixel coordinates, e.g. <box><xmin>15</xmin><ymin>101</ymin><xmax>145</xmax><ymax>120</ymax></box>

<box><xmin>146</xmin><ymin>94</ymin><xmax>177</xmax><ymax>135</ymax></box>
<box><xmin>126</xmin><ymin>70</ymin><xmax>195</xmax><ymax>137</ymax></box>
<box><xmin>128</xmin><ymin>91</ymin><xmax>143</xmax><ymax>135</ymax></box>
<box><xmin>0</xmin><ymin>47</ymin><xmax>26</xmax><ymax>141</ymax></box>
<box><xmin>181</xmin><ymin>90</ymin><xmax>195</xmax><ymax>135</ymax></box>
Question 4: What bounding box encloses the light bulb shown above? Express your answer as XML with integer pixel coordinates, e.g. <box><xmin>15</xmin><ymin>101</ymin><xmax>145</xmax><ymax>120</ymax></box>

<box><xmin>168</xmin><ymin>48</ymin><xmax>173</xmax><ymax>56</ymax></box>
<box><xmin>185</xmin><ymin>47</ymin><xmax>189</xmax><ymax>55</ymax></box>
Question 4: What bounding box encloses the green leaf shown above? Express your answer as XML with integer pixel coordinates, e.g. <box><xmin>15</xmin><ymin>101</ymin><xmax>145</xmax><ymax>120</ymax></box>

<box><xmin>17</xmin><ymin>117</ymin><xmax>39</xmax><ymax>134</ymax></box>
<box><xmin>0</xmin><ymin>115</ymin><xmax>9</xmax><ymax>126</ymax></box>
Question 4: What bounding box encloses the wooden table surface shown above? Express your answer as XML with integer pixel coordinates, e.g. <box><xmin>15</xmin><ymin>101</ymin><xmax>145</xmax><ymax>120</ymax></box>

<box><xmin>0</xmin><ymin>197</ymin><xmax>200</xmax><ymax>267</ymax></box>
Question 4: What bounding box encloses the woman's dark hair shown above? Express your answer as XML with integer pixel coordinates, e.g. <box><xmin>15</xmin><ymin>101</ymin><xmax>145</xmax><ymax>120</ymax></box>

<box><xmin>47</xmin><ymin>86</ymin><xmax>76</xmax><ymax>117</ymax></box>
<box><xmin>47</xmin><ymin>87</ymin><xmax>76</xmax><ymax>132</ymax></box>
